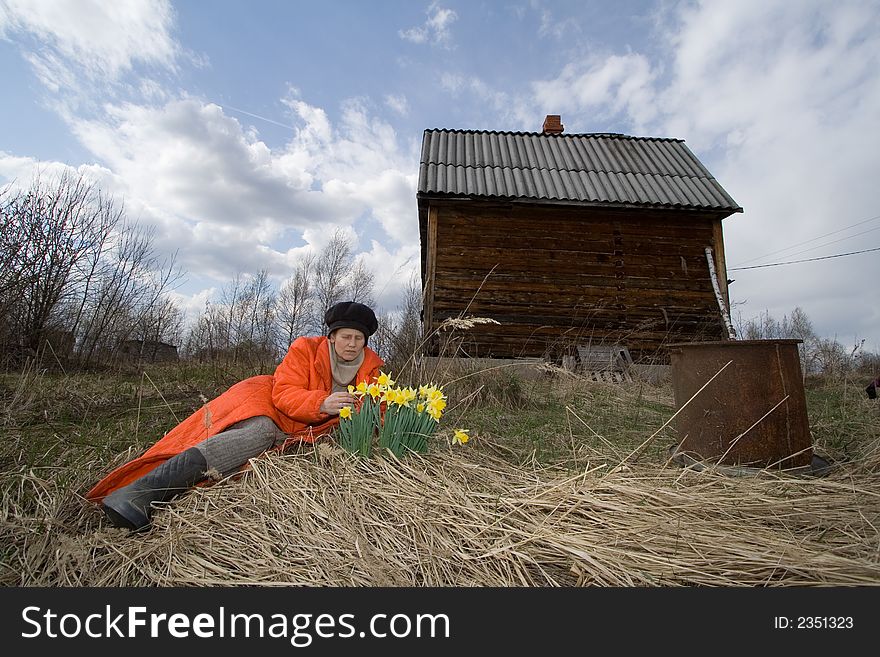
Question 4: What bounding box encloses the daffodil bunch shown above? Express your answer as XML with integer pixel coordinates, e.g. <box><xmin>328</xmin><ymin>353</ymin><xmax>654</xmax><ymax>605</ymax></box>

<box><xmin>335</xmin><ymin>371</ymin><xmax>451</xmax><ymax>459</ymax></box>
<box><xmin>377</xmin><ymin>376</ymin><xmax>449</xmax><ymax>457</ymax></box>
<box><xmin>336</xmin><ymin>380</ymin><xmax>381</xmax><ymax>457</ymax></box>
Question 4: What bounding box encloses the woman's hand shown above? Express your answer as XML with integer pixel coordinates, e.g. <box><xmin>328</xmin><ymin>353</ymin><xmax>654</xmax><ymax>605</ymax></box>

<box><xmin>320</xmin><ymin>392</ymin><xmax>356</xmax><ymax>416</ymax></box>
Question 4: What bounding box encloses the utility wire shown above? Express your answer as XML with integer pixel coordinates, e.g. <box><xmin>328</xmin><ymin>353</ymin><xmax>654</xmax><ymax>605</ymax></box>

<box><xmin>729</xmin><ymin>245</ymin><xmax>880</xmax><ymax>271</ymax></box>
<box><xmin>732</xmin><ymin>213</ymin><xmax>880</xmax><ymax>266</ymax></box>
<box><xmin>775</xmin><ymin>224</ymin><xmax>880</xmax><ymax>261</ymax></box>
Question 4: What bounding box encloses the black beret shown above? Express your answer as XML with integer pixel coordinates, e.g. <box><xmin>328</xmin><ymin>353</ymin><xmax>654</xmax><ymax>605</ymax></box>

<box><xmin>325</xmin><ymin>301</ymin><xmax>378</xmax><ymax>338</ymax></box>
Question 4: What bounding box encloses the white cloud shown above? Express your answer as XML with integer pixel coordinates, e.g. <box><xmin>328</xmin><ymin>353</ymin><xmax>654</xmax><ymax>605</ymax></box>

<box><xmin>531</xmin><ymin>54</ymin><xmax>658</xmax><ymax>130</ymax></box>
<box><xmin>528</xmin><ymin>0</ymin><xmax>880</xmax><ymax>348</ymax></box>
<box><xmin>69</xmin><ymin>99</ymin><xmax>337</xmax><ymax>232</ymax></box>
<box><xmin>0</xmin><ymin>151</ymin><xmax>117</xmax><ymax>191</ymax></box>
<box><xmin>168</xmin><ymin>286</ymin><xmax>215</xmax><ymax>328</ymax></box>
<box><xmin>6</xmin><ymin>90</ymin><xmax>421</xmax><ymax>306</ymax></box>
<box><xmin>0</xmin><ymin>0</ymin><xmax>179</xmax><ymax>89</ymax></box>
<box><xmin>440</xmin><ymin>73</ymin><xmax>535</xmax><ymax>128</ymax></box>
<box><xmin>384</xmin><ymin>94</ymin><xmax>410</xmax><ymax>116</ymax></box>
<box><xmin>532</xmin><ymin>0</ymin><xmax>580</xmax><ymax>40</ymax></box>
<box><xmin>655</xmin><ymin>0</ymin><xmax>880</xmax><ymax>348</ymax></box>
<box><xmin>358</xmin><ymin>240</ymin><xmax>420</xmax><ymax>312</ymax></box>
<box><xmin>399</xmin><ymin>2</ymin><xmax>458</xmax><ymax>47</ymax></box>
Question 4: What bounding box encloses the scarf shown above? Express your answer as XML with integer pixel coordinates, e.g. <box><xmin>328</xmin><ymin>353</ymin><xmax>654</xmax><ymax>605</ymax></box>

<box><xmin>329</xmin><ymin>340</ymin><xmax>365</xmax><ymax>392</ymax></box>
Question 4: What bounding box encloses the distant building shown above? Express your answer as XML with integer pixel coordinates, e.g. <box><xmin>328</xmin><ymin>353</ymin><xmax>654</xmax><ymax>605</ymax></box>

<box><xmin>118</xmin><ymin>339</ymin><xmax>179</xmax><ymax>363</ymax></box>
<box><xmin>417</xmin><ymin>115</ymin><xmax>742</xmax><ymax>362</ymax></box>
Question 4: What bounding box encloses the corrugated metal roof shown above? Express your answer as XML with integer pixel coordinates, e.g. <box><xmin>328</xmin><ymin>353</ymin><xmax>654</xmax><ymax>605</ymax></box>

<box><xmin>418</xmin><ymin>129</ymin><xmax>742</xmax><ymax>213</ymax></box>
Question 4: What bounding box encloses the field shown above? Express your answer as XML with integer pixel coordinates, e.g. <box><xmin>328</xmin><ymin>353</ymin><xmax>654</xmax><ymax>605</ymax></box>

<box><xmin>1</xmin><ymin>361</ymin><xmax>878</xmax><ymax>586</ymax></box>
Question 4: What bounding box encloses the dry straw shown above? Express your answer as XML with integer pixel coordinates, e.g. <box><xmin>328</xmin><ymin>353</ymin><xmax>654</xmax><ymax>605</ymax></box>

<box><xmin>3</xmin><ymin>435</ymin><xmax>878</xmax><ymax>587</ymax></box>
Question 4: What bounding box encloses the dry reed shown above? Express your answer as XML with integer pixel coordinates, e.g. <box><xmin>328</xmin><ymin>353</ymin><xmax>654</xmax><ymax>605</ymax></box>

<box><xmin>3</xmin><ymin>436</ymin><xmax>878</xmax><ymax>587</ymax></box>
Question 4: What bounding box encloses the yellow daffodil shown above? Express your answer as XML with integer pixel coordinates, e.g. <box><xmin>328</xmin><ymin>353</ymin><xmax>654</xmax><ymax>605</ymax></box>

<box><xmin>347</xmin><ymin>385</ymin><xmax>355</xmax><ymax>394</ymax></box>
<box><xmin>452</xmin><ymin>429</ymin><xmax>470</xmax><ymax>445</ymax></box>
<box><xmin>367</xmin><ymin>383</ymin><xmax>381</xmax><ymax>400</ymax></box>
<box><xmin>416</xmin><ymin>402</ymin><xmax>425</xmax><ymax>413</ymax></box>
<box><xmin>356</xmin><ymin>381</ymin><xmax>368</xmax><ymax>395</ymax></box>
<box><xmin>339</xmin><ymin>406</ymin><xmax>352</xmax><ymax>420</ymax></box>
<box><xmin>377</xmin><ymin>371</ymin><xmax>395</xmax><ymax>388</ymax></box>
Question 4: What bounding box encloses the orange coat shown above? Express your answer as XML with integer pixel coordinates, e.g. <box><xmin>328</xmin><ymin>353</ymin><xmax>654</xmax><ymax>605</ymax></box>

<box><xmin>86</xmin><ymin>336</ymin><xmax>384</xmax><ymax>501</ymax></box>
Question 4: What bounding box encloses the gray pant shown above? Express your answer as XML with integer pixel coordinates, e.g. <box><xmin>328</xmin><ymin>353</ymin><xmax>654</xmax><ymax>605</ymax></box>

<box><xmin>194</xmin><ymin>416</ymin><xmax>287</xmax><ymax>477</ymax></box>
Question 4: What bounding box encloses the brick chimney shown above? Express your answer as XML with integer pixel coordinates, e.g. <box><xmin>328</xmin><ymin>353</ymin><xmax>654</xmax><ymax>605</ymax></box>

<box><xmin>542</xmin><ymin>114</ymin><xmax>564</xmax><ymax>134</ymax></box>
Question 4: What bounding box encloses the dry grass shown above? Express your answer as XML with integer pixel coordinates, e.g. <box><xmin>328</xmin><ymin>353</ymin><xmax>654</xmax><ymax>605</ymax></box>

<box><xmin>1</xmin><ymin>364</ymin><xmax>878</xmax><ymax>587</ymax></box>
<box><xmin>2</xmin><ymin>435</ymin><xmax>878</xmax><ymax>587</ymax></box>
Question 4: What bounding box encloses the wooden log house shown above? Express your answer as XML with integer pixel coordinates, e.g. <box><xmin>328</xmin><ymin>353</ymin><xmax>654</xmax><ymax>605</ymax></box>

<box><xmin>417</xmin><ymin>115</ymin><xmax>742</xmax><ymax>362</ymax></box>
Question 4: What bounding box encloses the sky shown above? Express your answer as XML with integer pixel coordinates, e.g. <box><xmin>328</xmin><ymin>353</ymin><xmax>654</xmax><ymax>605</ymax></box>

<box><xmin>1</xmin><ymin>0</ymin><xmax>878</xmax><ymax>352</ymax></box>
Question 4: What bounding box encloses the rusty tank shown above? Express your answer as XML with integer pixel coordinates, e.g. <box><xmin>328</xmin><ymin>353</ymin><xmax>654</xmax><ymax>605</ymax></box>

<box><xmin>667</xmin><ymin>339</ymin><xmax>813</xmax><ymax>469</ymax></box>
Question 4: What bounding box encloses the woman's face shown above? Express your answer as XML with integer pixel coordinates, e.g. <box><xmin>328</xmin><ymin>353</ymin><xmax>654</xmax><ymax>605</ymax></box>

<box><xmin>329</xmin><ymin>328</ymin><xmax>366</xmax><ymax>362</ymax></box>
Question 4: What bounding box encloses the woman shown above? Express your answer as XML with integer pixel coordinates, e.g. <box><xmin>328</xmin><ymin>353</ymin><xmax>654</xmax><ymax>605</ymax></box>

<box><xmin>87</xmin><ymin>301</ymin><xmax>384</xmax><ymax>531</ymax></box>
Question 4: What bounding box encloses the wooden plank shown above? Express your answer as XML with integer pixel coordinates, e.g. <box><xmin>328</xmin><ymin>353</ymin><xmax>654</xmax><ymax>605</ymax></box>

<box><xmin>430</xmin><ymin>306</ymin><xmax>722</xmax><ymax>328</ymax></box>
<box><xmin>431</xmin><ymin>289</ymin><xmax>717</xmax><ymax>310</ymax></box>
<box><xmin>424</xmin><ymin>205</ymin><xmax>439</xmax><ymax>337</ymax></box>
<box><xmin>434</xmin><ymin>272</ymin><xmax>714</xmax><ymax>294</ymax></box>
<box><xmin>433</xmin><ymin>256</ymin><xmax>716</xmax><ymax>282</ymax></box>
<box><xmin>712</xmin><ymin>218</ymin><xmax>730</xmax><ymax>312</ymax></box>
<box><xmin>438</xmin><ymin>200</ymin><xmax>720</xmax><ymax>226</ymax></box>
<box><xmin>440</xmin><ymin>219</ymin><xmax>713</xmax><ymax>244</ymax></box>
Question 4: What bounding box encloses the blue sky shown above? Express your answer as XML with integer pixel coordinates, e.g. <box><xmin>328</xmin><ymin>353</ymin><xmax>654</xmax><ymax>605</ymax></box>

<box><xmin>1</xmin><ymin>0</ymin><xmax>879</xmax><ymax>352</ymax></box>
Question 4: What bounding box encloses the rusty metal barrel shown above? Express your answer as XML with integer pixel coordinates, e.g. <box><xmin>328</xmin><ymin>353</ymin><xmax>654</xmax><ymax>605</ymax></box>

<box><xmin>667</xmin><ymin>340</ymin><xmax>812</xmax><ymax>469</ymax></box>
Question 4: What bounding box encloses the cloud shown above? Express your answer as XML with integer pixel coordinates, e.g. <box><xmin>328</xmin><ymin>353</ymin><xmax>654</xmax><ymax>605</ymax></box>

<box><xmin>399</xmin><ymin>2</ymin><xmax>458</xmax><ymax>47</ymax></box>
<box><xmin>358</xmin><ymin>240</ymin><xmax>420</xmax><ymax>312</ymax></box>
<box><xmin>655</xmin><ymin>0</ymin><xmax>880</xmax><ymax>347</ymax></box>
<box><xmin>5</xmin><ymin>90</ymin><xmax>420</xmax><ymax>304</ymax></box>
<box><xmin>168</xmin><ymin>286</ymin><xmax>215</xmax><ymax>328</ymax></box>
<box><xmin>69</xmin><ymin>99</ymin><xmax>340</xmax><ymax>230</ymax></box>
<box><xmin>0</xmin><ymin>151</ymin><xmax>119</xmax><ymax>191</ymax></box>
<box><xmin>531</xmin><ymin>53</ymin><xmax>658</xmax><ymax>130</ymax></box>
<box><xmin>532</xmin><ymin>0</ymin><xmax>580</xmax><ymax>40</ymax></box>
<box><xmin>384</xmin><ymin>94</ymin><xmax>410</xmax><ymax>116</ymax></box>
<box><xmin>440</xmin><ymin>73</ymin><xmax>535</xmax><ymax>128</ymax></box>
<box><xmin>0</xmin><ymin>0</ymin><xmax>180</xmax><ymax>91</ymax></box>
<box><xmin>281</xmin><ymin>95</ymin><xmax>420</xmax><ymax>246</ymax></box>
<box><xmin>528</xmin><ymin>0</ymin><xmax>880</xmax><ymax>348</ymax></box>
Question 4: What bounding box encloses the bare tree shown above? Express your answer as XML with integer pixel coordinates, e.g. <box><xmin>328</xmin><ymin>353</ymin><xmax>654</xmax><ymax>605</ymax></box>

<box><xmin>276</xmin><ymin>252</ymin><xmax>316</xmax><ymax>348</ymax></box>
<box><xmin>813</xmin><ymin>337</ymin><xmax>850</xmax><ymax>376</ymax></box>
<box><xmin>240</xmin><ymin>269</ymin><xmax>277</xmax><ymax>367</ymax></box>
<box><xmin>76</xmin><ymin>221</ymin><xmax>183</xmax><ymax>366</ymax></box>
<box><xmin>0</xmin><ymin>172</ymin><xmax>186</xmax><ymax>368</ymax></box>
<box><xmin>0</xmin><ymin>172</ymin><xmax>128</xmax><ymax>363</ymax></box>
<box><xmin>309</xmin><ymin>229</ymin><xmax>378</xmax><ymax>334</ymax></box>
<box><xmin>0</xmin><ymin>186</ymin><xmax>26</xmax><ymax>348</ymax></box>
<box><xmin>346</xmin><ymin>257</ymin><xmax>376</xmax><ymax>308</ymax></box>
<box><xmin>184</xmin><ymin>270</ymin><xmax>278</xmax><ymax>368</ymax></box>
<box><xmin>388</xmin><ymin>272</ymin><xmax>423</xmax><ymax>369</ymax></box>
<box><xmin>183</xmin><ymin>300</ymin><xmax>224</xmax><ymax>362</ymax></box>
<box><xmin>370</xmin><ymin>310</ymin><xmax>397</xmax><ymax>363</ymax></box>
<box><xmin>134</xmin><ymin>295</ymin><xmax>185</xmax><ymax>348</ymax></box>
<box><xmin>312</xmin><ymin>228</ymin><xmax>354</xmax><ymax>321</ymax></box>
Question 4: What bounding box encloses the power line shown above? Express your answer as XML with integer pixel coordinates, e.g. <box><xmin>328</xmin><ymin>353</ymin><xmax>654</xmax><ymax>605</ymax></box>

<box><xmin>778</xmin><ymin>224</ymin><xmax>880</xmax><ymax>261</ymax></box>
<box><xmin>729</xmin><ymin>246</ymin><xmax>880</xmax><ymax>271</ymax></box>
<box><xmin>732</xmin><ymin>213</ymin><xmax>880</xmax><ymax>267</ymax></box>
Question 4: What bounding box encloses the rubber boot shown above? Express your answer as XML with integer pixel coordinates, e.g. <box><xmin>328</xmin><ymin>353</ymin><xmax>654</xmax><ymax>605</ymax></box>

<box><xmin>102</xmin><ymin>447</ymin><xmax>208</xmax><ymax>531</ymax></box>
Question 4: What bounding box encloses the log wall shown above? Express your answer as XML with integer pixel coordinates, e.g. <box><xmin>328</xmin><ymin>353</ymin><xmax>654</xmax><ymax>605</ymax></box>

<box><xmin>422</xmin><ymin>200</ymin><xmax>730</xmax><ymax>362</ymax></box>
